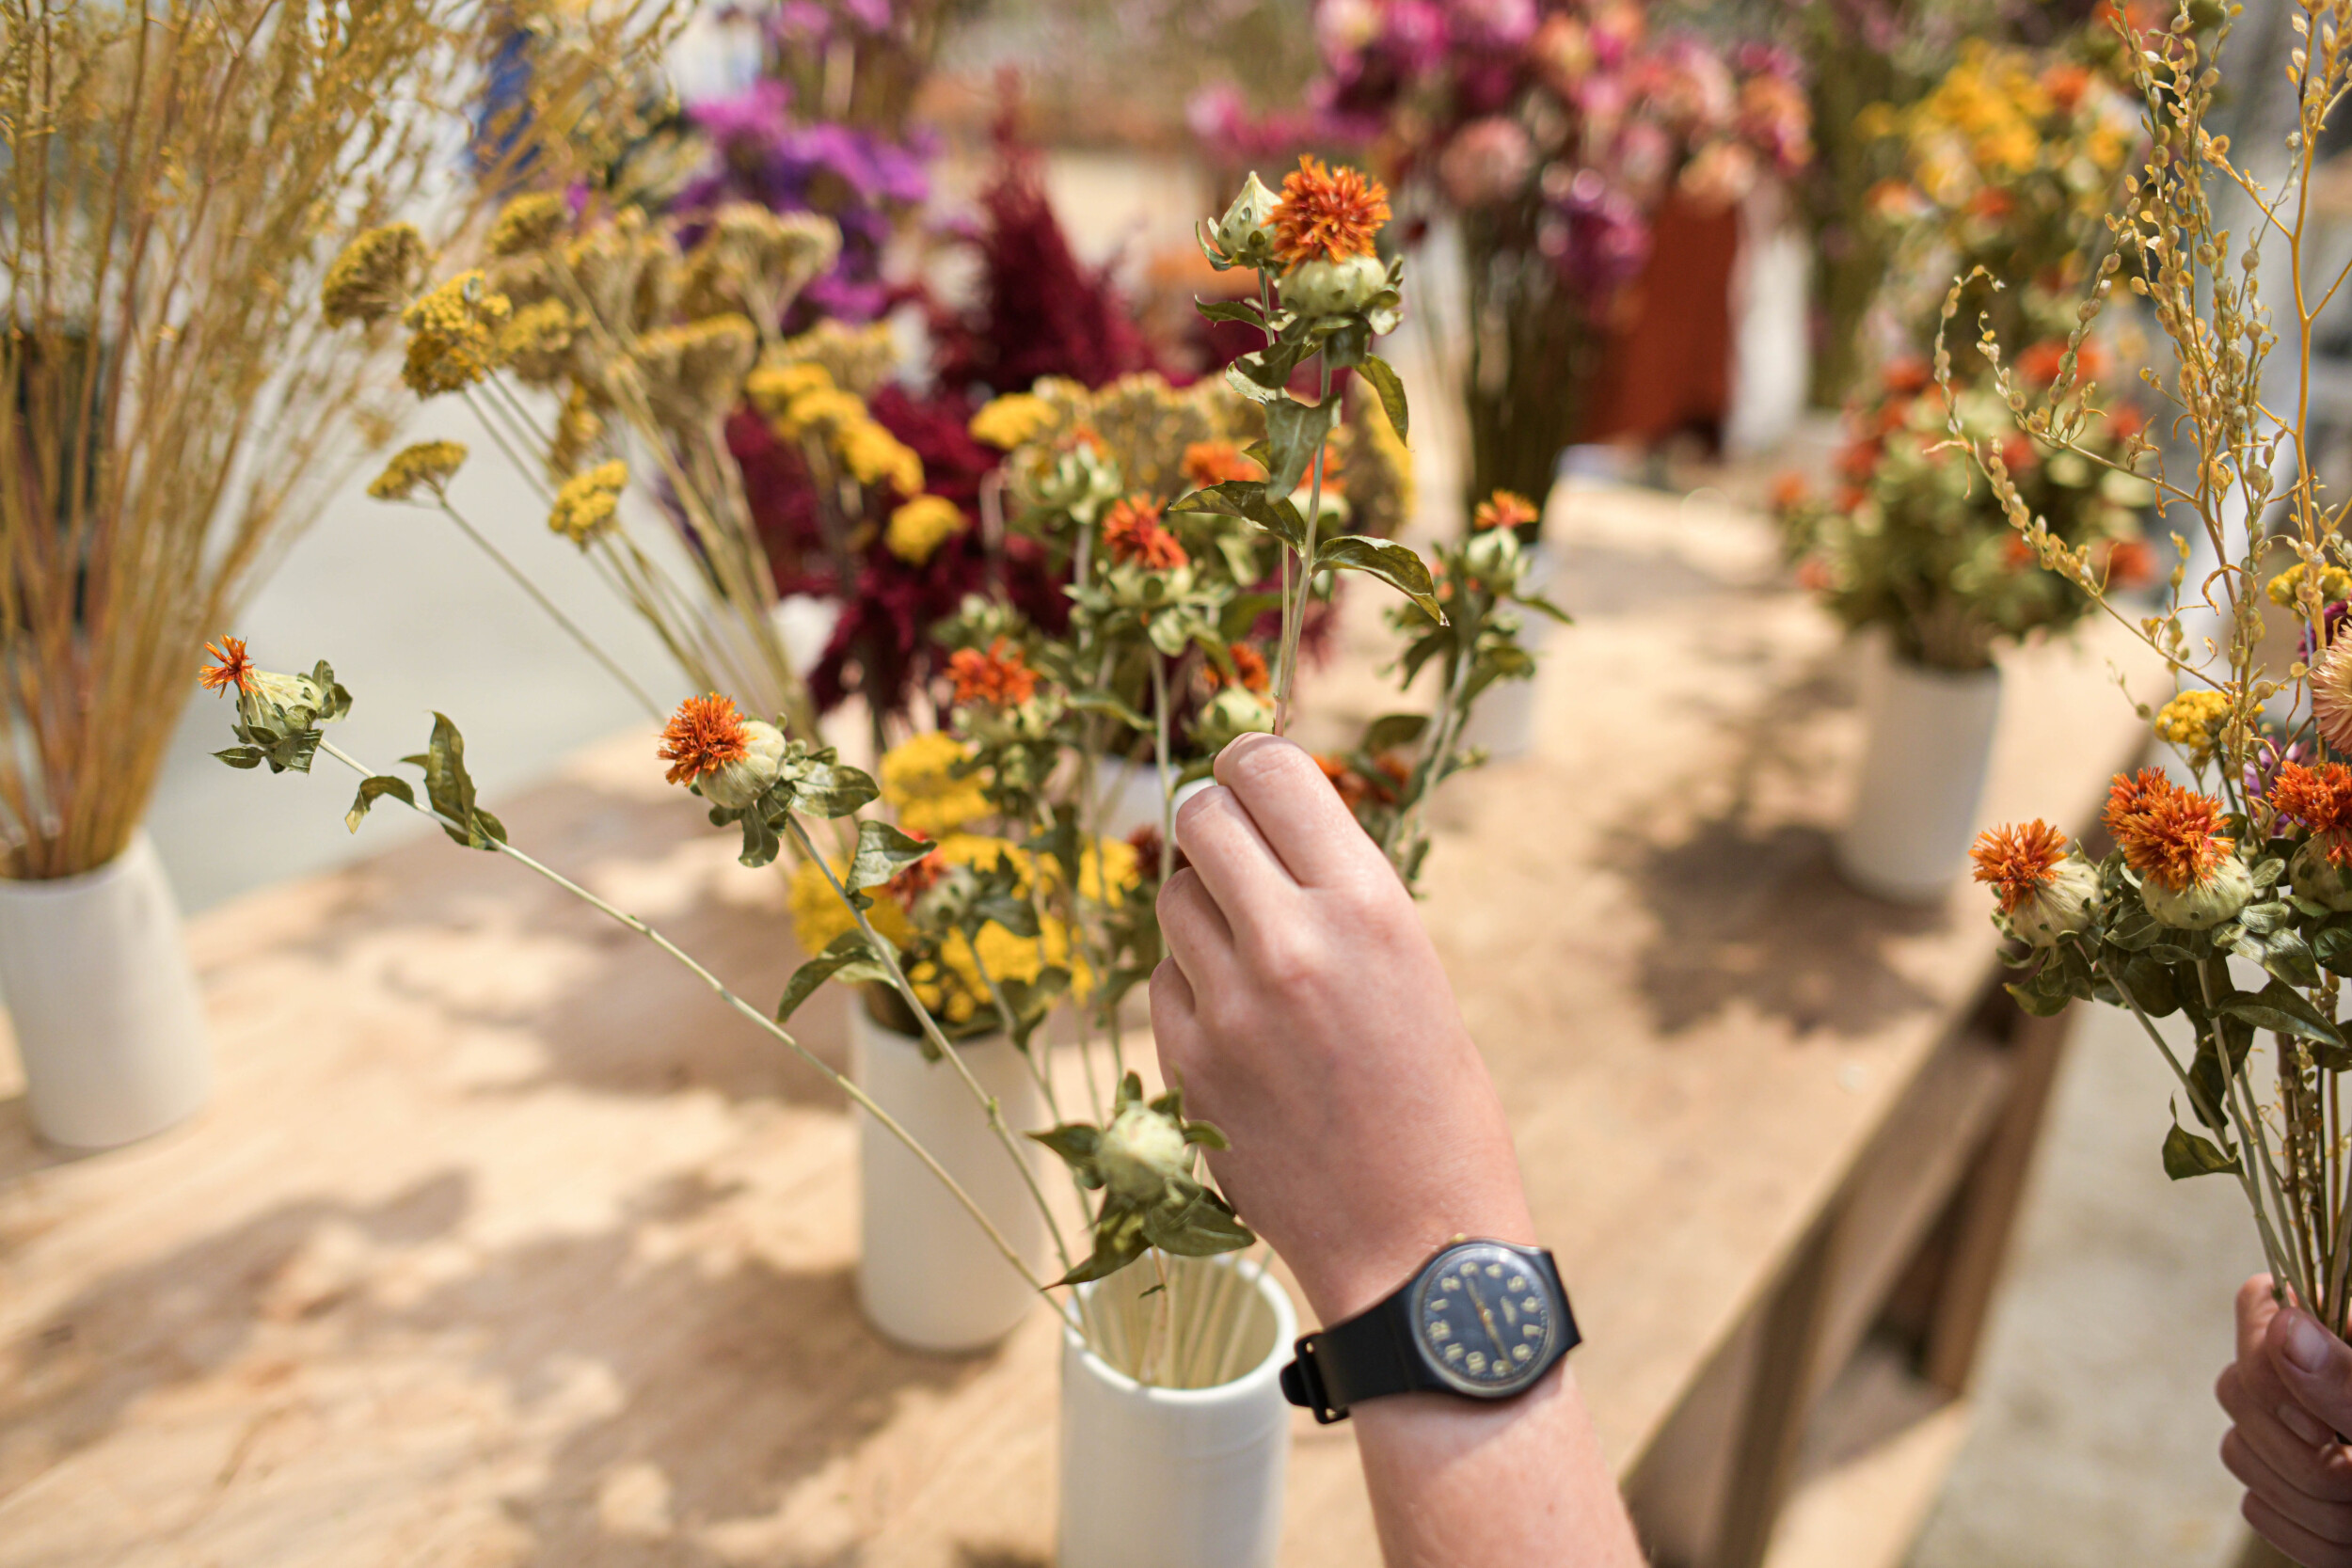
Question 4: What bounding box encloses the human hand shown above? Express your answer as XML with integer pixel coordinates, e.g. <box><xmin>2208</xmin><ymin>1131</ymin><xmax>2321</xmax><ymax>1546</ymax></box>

<box><xmin>1148</xmin><ymin>732</ymin><xmax>1533</xmax><ymax>1325</ymax></box>
<box><xmin>2217</xmin><ymin>1275</ymin><xmax>2352</xmax><ymax>1564</ymax></box>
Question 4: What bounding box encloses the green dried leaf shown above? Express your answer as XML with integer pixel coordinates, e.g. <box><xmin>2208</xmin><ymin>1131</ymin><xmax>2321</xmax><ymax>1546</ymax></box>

<box><xmin>1357</xmin><ymin>354</ymin><xmax>1408</xmax><ymax>440</ymax></box>
<box><xmin>419</xmin><ymin>712</ymin><xmax>504</xmax><ymax>850</ymax></box>
<box><xmin>1311</xmin><ymin>534</ymin><xmax>1444</xmax><ymax>621</ymax></box>
<box><xmin>2163</xmin><ymin>1113</ymin><xmax>2241</xmax><ymax>1180</ymax></box>
<box><xmin>2215</xmin><ymin>978</ymin><xmax>2344</xmax><ymax>1045</ymax></box>
<box><xmin>776</xmin><ymin>930</ymin><xmax>897</xmax><ymax>1023</ymax></box>
<box><xmin>850</xmin><ymin>818</ymin><xmax>933</xmax><ymax>892</ymax></box>
<box><xmin>344</xmin><ymin>774</ymin><xmax>416</xmax><ymax>833</ymax></box>
<box><xmin>1194</xmin><ymin>296</ymin><xmax>1266</xmax><ymax>327</ymax></box>
<box><xmin>214</xmin><ymin>746</ymin><xmax>265</xmax><ymax>769</ymax></box>
<box><xmin>1263</xmin><ymin>394</ymin><xmax>1341</xmax><ymax>499</ymax></box>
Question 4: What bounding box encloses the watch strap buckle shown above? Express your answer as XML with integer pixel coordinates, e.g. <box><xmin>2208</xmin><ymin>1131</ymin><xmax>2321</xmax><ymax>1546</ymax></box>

<box><xmin>1279</xmin><ymin>1333</ymin><xmax>1350</xmax><ymax>1424</ymax></box>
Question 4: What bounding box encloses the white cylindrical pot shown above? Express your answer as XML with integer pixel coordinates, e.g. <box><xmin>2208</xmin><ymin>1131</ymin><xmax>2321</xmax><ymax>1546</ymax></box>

<box><xmin>1836</xmin><ymin>651</ymin><xmax>2004</xmax><ymax>904</ymax></box>
<box><xmin>1457</xmin><ymin>542</ymin><xmax>1555</xmax><ymax>763</ymax></box>
<box><xmin>1060</xmin><ymin>1259</ymin><xmax>1297</xmax><ymax>1568</ymax></box>
<box><xmin>850</xmin><ymin>1002</ymin><xmax>1048</xmax><ymax>1353</ymax></box>
<box><xmin>0</xmin><ymin>831</ymin><xmax>211</xmax><ymax>1149</ymax></box>
<box><xmin>1098</xmin><ymin>760</ymin><xmax>1171</xmax><ymax>843</ymax></box>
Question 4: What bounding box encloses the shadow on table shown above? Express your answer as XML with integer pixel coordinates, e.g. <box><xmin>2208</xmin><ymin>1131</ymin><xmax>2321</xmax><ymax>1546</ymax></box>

<box><xmin>1605</xmin><ymin>651</ymin><xmax>1946</xmax><ymax>1041</ymax></box>
<box><xmin>0</xmin><ymin>1164</ymin><xmax>997</xmax><ymax>1562</ymax></box>
<box><xmin>227</xmin><ymin>769</ymin><xmax>854</xmax><ymax>1114</ymax></box>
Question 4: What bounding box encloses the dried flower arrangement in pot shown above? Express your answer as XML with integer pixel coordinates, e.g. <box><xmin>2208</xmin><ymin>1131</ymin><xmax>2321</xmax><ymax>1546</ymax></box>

<box><xmin>1954</xmin><ymin>1</ymin><xmax>2352</xmax><ymax>1386</ymax></box>
<box><xmin>1772</xmin><ymin>27</ymin><xmax>2155</xmax><ymax>903</ymax></box>
<box><xmin>1295</xmin><ymin>0</ymin><xmax>1812</xmax><ymax>522</ymax></box>
<box><xmin>207</xmin><ymin>155</ymin><xmax>1563</xmax><ymax>1568</ymax></box>
<box><xmin>0</xmin><ymin>0</ymin><xmax>673</xmax><ymax>1148</ymax></box>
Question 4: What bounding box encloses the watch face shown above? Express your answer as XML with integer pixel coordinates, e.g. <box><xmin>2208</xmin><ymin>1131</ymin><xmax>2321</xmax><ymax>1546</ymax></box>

<box><xmin>1412</xmin><ymin>1242</ymin><xmax>1559</xmax><ymax>1397</ymax></box>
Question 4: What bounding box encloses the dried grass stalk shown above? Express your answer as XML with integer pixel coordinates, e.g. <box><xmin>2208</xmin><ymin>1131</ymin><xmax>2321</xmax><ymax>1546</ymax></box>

<box><xmin>0</xmin><ymin>0</ymin><xmax>675</xmax><ymax>878</ymax></box>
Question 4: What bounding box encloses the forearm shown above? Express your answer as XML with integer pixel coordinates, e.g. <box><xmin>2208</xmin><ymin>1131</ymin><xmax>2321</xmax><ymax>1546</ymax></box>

<box><xmin>1353</xmin><ymin>1370</ymin><xmax>1645</xmax><ymax>1568</ymax></box>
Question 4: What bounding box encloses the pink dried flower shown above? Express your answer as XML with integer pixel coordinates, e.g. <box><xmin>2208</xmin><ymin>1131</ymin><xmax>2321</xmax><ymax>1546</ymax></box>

<box><xmin>1438</xmin><ymin>117</ymin><xmax>1535</xmax><ymax>208</ymax></box>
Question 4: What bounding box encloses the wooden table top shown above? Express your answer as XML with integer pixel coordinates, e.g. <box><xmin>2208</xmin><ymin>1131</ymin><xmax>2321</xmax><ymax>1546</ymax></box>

<box><xmin>0</xmin><ymin>485</ymin><xmax>2153</xmax><ymax>1567</ymax></box>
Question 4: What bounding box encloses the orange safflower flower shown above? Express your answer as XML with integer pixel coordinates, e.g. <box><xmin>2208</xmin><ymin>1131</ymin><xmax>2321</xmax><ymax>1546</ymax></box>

<box><xmin>1272</xmin><ymin>154</ymin><xmax>1391</xmax><ymax>267</ymax></box>
<box><xmin>947</xmin><ymin>639</ymin><xmax>1039</xmax><ymax>707</ymax></box>
<box><xmin>200</xmin><ymin>635</ymin><xmax>256</xmax><ymax>696</ymax></box>
<box><xmin>1883</xmin><ymin>356</ymin><xmax>1931</xmax><ymax>395</ymax></box>
<box><xmin>1208</xmin><ymin>642</ymin><xmax>1270</xmax><ymax>694</ymax></box>
<box><xmin>2104</xmin><ymin>768</ymin><xmax>2233</xmax><ymax>892</ymax></box>
<box><xmin>1103</xmin><ymin>495</ymin><xmax>1188</xmax><ymax>571</ymax></box>
<box><xmin>659</xmin><ymin>694</ymin><xmax>752</xmax><ymax>786</ymax></box>
<box><xmin>1769</xmin><ymin>472</ymin><xmax>1809</xmax><ymax>511</ymax></box>
<box><xmin>1971</xmin><ymin>819</ymin><xmax>2070</xmax><ymax>913</ymax></box>
<box><xmin>1472</xmin><ymin>490</ymin><xmax>1540</xmax><ymax>532</ymax></box>
<box><xmin>1183</xmin><ymin>440</ymin><xmax>1263</xmax><ymax>488</ymax></box>
<box><xmin>2272</xmin><ymin>762</ymin><xmax>2352</xmax><ymax>866</ymax></box>
<box><xmin>1316</xmin><ymin>752</ymin><xmax>1371</xmax><ymax>812</ymax></box>
<box><xmin>885</xmin><ymin>832</ymin><xmax>945</xmax><ymax>903</ymax></box>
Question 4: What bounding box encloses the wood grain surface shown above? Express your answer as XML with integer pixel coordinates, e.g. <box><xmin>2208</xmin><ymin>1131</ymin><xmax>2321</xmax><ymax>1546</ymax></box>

<box><xmin>0</xmin><ymin>486</ymin><xmax>2153</xmax><ymax>1566</ymax></box>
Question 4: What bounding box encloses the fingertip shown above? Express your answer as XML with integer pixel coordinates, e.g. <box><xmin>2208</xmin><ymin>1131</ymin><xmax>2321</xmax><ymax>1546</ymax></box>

<box><xmin>2269</xmin><ymin>1306</ymin><xmax>2349</xmax><ymax>1388</ymax></box>
<box><xmin>1213</xmin><ymin>729</ymin><xmax>1295</xmax><ymax>788</ymax></box>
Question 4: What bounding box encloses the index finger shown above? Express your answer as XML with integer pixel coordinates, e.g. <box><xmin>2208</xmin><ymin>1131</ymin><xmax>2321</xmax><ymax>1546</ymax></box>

<box><xmin>1211</xmin><ymin>733</ymin><xmax>1378</xmax><ymax>888</ymax></box>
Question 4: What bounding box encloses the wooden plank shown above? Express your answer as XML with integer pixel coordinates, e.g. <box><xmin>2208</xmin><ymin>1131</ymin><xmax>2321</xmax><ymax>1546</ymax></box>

<box><xmin>0</xmin><ymin>487</ymin><xmax>2157</xmax><ymax>1566</ymax></box>
<box><xmin>1710</xmin><ymin>1212</ymin><xmax>1841</xmax><ymax>1568</ymax></box>
<box><xmin>1922</xmin><ymin>1005</ymin><xmax>2074</xmax><ymax>1394</ymax></box>
<box><xmin>1761</xmin><ymin>1344</ymin><xmax>1973</xmax><ymax>1568</ymax></box>
<box><xmin>1808</xmin><ymin>1030</ymin><xmax>2013</xmax><ymax>1412</ymax></box>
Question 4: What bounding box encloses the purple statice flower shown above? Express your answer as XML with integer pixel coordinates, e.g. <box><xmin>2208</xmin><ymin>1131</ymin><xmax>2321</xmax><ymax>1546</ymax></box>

<box><xmin>1381</xmin><ymin>0</ymin><xmax>1449</xmax><ymax>72</ymax></box>
<box><xmin>678</xmin><ymin>80</ymin><xmax>930</xmax><ymax>326</ymax></box>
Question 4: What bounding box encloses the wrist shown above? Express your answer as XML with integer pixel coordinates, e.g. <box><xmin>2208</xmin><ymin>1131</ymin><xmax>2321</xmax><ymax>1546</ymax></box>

<box><xmin>1297</xmin><ymin>1193</ymin><xmax>1539</xmax><ymax>1325</ymax></box>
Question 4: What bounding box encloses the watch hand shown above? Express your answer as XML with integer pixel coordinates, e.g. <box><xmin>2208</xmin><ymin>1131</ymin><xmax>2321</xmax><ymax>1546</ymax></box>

<box><xmin>1459</xmin><ymin>1274</ymin><xmax>1507</xmax><ymax>1357</ymax></box>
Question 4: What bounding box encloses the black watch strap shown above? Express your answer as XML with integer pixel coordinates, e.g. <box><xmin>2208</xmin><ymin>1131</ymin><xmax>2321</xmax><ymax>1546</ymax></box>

<box><xmin>1279</xmin><ymin>1298</ymin><xmax>1428</xmax><ymax>1423</ymax></box>
<box><xmin>1280</xmin><ymin>1243</ymin><xmax>1576</xmax><ymax>1425</ymax></box>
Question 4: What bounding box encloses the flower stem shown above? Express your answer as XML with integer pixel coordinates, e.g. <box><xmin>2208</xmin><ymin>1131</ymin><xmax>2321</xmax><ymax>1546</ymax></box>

<box><xmin>431</xmin><ymin>499</ymin><xmax>665</xmax><ymax>721</ymax></box>
<box><xmin>1273</xmin><ymin>359</ymin><xmax>1335</xmax><ymax>736</ymax></box>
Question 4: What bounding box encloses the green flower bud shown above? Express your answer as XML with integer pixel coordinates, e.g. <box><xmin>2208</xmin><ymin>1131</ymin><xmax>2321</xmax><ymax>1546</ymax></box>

<box><xmin>1097</xmin><ymin>1105</ymin><xmax>1190</xmax><ymax>1201</ymax></box>
<box><xmin>1214</xmin><ymin>172</ymin><xmax>1281</xmax><ymax>265</ymax></box>
<box><xmin>1193</xmin><ymin>686</ymin><xmax>1276</xmax><ymax>752</ymax></box>
<box><xmin>699</xmin><ymin>719</ymin><xmax>787</xmax><ymax>811</ymax></box>
<box><xmin>1460</xmin><ymin>524</ymin><xmax>1526</xmax><ymax>591</ymax></box>
<box><xmin>1279</xmin><ymin>253</ymin><xmax>1388</xmax><ymax>320</ymax></box>
<box><xmin>1997</xmin><ymin>855</ymin><xmax>2102</xmax><ymax>946</ymax></box>
<box><xmin>2142</xmin><ymin>855</ymin><xmax>2255</xmax><ymax>929</ymax></box>
<box><xmin>2293</xmin><ymin>836</ymin><xmax>2352</xmax><ymax>912</ymax></box>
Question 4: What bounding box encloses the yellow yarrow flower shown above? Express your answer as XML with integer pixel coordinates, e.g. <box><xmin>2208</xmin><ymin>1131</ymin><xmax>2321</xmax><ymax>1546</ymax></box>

<box><xmin>366</xmin><ymin>440</ymin><xmax>469</xmax><ymax>501</ymax></box>
<box><xmin>2153</xmin><ymin>689</ymin><xmax>2233</xmax><ymax>767</ymax></box>
<box><xmin>487</xmin><ymin>191</ymin><xmax>570</xmax><ymax>258</ymax></box>
<box><xmin>772</xmin><ymin>386</ymin><xmax>866</xmax><ymax>443</ymax></box>
<box><xmin>322</xmin><ymin>222</ymin><xmax>426</xmax><ymax>326</ymax></box>
<box><xmin>402</xmin><ymin>271</ymin><xmax>513</xmax><ymax>396</ymax></box>
<box><xmin>880</xmin><ymin>732</ymin><xmax>991</xmax><ymax>834</ymax></box>
<box><xmin>548</xmin><ymin>460</ymin><xmax>628</xmax><ymax>545</ymax></box>
<box><xmin>885</xmin><ymin>495</ymin><xmax>967</xmax><ymax>565</ymax></box>
<box><xmin>837</xmin><ymin>418</ymin><xmax>923</xmax><ymax>498</ymax></box>
<box><xmin>747</xmin><ymin>361</ymin><xmax>834</xmax><ymax>420</ymax></box>
<box><xmin>969</xmin><ymin>392</ymin><xmax>1057</xmax><ymax>451</ymax></box>
<box><xmin>2266</xmin><ymin>560</ymin><xmax>2352</xmax><ymax>608</ymax></box>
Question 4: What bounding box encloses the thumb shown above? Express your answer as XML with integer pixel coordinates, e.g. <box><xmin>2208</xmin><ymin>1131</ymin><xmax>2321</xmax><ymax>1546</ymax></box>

<box><xmin>2266</xmin><ymin>1306</ymin><xmax>2352</xmax><ymax>1433</ymax></box>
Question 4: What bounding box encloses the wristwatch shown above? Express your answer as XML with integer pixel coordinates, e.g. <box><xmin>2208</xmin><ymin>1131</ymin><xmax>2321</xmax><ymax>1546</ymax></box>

<box><xmin>1279</xmin><ymin>1237</ymin><xmax>1579</xmax><ymax>1424</ymax></box>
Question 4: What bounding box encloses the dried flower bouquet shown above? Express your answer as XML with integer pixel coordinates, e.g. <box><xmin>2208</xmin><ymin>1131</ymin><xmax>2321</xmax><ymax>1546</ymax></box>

<box><xmin>1959</xmin><ymin>0</ymin><xmax>2352</xmax><ymax>1333</ymax></box>
<box><xmin>213</xmin><ymin>158</ymin><xmax>1559</xmax><ymax>1386</ymax></box>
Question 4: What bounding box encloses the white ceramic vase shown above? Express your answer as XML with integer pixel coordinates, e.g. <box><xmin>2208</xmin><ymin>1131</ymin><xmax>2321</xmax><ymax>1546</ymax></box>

<box><xmin>1097</xmin><ymin>760</ymin><xmax>1173</xmax><ymax>843</ymax></box>
<box><xmin>1456</xmin><ymin>542</ymin><xmax>1555</xmax><ymax>763</ymax></box>
<box><xmin>1836</xmin><ymin>649</ymin><xmax>2004</xmax><ymax>904</ymax></box>
<box><xmin>0</xmin><ymin>831</ymin><xmax>211</xmax><ymax>1149</ymax></box>
<box><xmin>850</xmin><ymin>1002</ymin><xmax>1048</xmax><ymax>1352</ymax></box>
<box><xmin>1060</xmin><ymin>1258</ymin><xmax>1297</xmax><ymax>1568</ymax></box>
